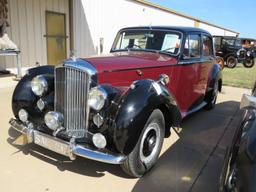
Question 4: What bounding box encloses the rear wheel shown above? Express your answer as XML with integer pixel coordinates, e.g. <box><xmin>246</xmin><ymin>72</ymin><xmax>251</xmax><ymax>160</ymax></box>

<box><xmin>121</xmin><ymin>109</ymin><xmax>165</xmax><ymax>177</ymax></box>
<box><xmin>226</xmin><ymin>56</ymin><xmax>237</xmax><ymax>68</ymax></box>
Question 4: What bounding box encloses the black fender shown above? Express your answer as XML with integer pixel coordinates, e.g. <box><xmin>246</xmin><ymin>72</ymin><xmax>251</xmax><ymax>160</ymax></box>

<box><xmin>12</xmin><ymin>65</ymin><xmax>54</xmax><ymax>121</ymax></box>
<box><xmin>207</xmin><ymin>63</ymin><xmax>222</xmax><ymax>93</ymax></box>
<box><xmin>223</xmin><ymin>53</ymin><xmax>237</xmax><ymax>61</ymax></box>
<box><xmin>112</xmin><ymin>79</ymin><xmax>182</xmax><ymax>155</ymax></box>
<box><xmin>239</xmin><ymin>109</ymin><xmax>256</xmax><ymax>163</ymax></box>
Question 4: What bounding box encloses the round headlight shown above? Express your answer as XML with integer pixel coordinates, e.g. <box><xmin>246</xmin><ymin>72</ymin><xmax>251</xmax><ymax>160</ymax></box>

<box><xmin>44</xmin><ymin>111</ymin><xmax>64</xmax><ymax>131</ymax></box>
<box><xmin>92</xmin><ymin>133</ymin><xmax>107</xmax><ymax>149</ymax></box>
<box><xmin>18</xmin><ymin>109</ymin><xmax>28</xmax><ymax>123</ymax></box>
<box><xmin>31</xmin><ymin>75</ymin><xmax>48</xmax><ymax>96</ymax></box>
<box><xmin>88</xmin><ymin>87</ymin><xmax>107</xmax><ymax>111</ymax></box>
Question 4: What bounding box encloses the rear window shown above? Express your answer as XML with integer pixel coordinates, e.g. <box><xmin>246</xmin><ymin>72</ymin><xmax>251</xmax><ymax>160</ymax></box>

<box><xmin>183</xmin><ymin>34</ymin><xmax>200</xmax><ymax>58</ymax></box>
<box><xmin>202</xmin><ymin>35</ymin><xmax>213</xmax><ymax>57</ymax></box>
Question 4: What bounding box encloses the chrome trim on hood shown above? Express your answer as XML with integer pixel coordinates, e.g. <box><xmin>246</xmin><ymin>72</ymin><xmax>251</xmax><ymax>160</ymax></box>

<box><xmin>64</xmin><ymin>58</ymin><xmax>97</xmax><ymax>76</ymax></box>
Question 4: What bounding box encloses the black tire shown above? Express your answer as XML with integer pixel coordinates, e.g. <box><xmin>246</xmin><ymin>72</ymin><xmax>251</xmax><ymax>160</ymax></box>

<box><xmin>205</xmin><ymin>79</ymin><xmax>219</xmax><ymax>110</ymax></box>
<box><xmin>243</xmin><ymin>59</ymin><xmax>254</xmax><ymax>68</ymax></box>
<box><xmin>121</xmin><ymin>109</ymin><xmax>165</xmax><ymax>177</ymax></box>
<box><xmin>226</xmin><ymin>56</ymin><xmax>237</xmax><ymax>68</ymax></box>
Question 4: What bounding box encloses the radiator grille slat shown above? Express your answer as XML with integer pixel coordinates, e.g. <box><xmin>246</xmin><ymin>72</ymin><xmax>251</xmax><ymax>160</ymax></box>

<box><xmin>55</xmin><ymin>67</ymin><xmax>89</xmax><ymax>138</ymax></box>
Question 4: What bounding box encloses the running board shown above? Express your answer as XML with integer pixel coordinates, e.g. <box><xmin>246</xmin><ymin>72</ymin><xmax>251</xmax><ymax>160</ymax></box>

<box><xmin>182</xmin><ymin>101</ymin><xmax>207</xmax><ymax>118</ymax></box>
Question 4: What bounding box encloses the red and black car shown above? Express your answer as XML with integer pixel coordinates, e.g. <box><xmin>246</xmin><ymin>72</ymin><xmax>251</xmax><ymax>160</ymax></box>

<box><xmin>9</xmin><ymin>26</ymin><xmax>222</xmax><ymax>177</ymax></box>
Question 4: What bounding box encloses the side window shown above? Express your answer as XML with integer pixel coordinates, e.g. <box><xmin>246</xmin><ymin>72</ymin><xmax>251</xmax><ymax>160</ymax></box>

<box><xmin>235</xmin><ymin>39</ymin><xmax>242</xmax><ymax>47</ymax></box>
<box><xmin>183</xmin><ymin>34</ymin><xmax>200</xmax><ymax>59</ymax></box>
<box><xmin>222</xmin><ymin>38</ymin><xmax>235</xmax><ymax>46</ymax></box>
<box><xmin>202</xmin><ymin>35</ymin><xmax>213</xmax><ymax>57</ymax></box>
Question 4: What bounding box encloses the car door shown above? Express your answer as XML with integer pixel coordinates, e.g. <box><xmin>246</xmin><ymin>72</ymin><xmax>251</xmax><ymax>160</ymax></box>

<box><xmin>177</xmin><ymin>33</ymin><xmax>205</xmax><ymax>115</ymax></box>
<box><xmin>201</xmin><ymin>33</ymin><xmax>215</xmax><ymax>96</ymax></box>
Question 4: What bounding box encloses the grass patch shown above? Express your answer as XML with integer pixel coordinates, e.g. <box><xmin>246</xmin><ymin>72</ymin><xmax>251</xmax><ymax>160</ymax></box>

<box><xmin>222</xmin><ymin>63</ymin><xmax>256</xmax><ymax>89</ymax></box>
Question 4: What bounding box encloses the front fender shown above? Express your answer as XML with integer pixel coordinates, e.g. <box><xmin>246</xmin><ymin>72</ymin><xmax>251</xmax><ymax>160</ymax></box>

<box><xmin>12</xmin><ymin>65</ymin><xmax>54</xmax><ymax>120</ymax></box>
<box><xmin>112</xmin><ymin>79</ymin><xmax>181</xmax><ymax>155</ymax></box>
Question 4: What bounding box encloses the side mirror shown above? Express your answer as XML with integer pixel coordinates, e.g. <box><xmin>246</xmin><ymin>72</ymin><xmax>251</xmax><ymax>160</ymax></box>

<box><xmin>240</xmin><ymin>94</ymin><xmax>256</xmax><ymax>109</ymax></box>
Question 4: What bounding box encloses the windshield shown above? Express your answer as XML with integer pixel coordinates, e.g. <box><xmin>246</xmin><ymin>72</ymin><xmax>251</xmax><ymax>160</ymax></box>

<box><xmin>112</xmin><ymin>30</ymin><xmax>182</xmax><ymax>55</ymax></box>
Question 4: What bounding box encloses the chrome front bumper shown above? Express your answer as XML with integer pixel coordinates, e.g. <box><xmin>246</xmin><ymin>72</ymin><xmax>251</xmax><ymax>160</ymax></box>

<box><xmin>9</xmin><ymin>118</ymin><xmax>126</xmax><ymax>164</ymax></box>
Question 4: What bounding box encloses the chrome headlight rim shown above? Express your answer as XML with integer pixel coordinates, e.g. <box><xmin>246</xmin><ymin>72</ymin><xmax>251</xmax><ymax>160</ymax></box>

<box><xmin>31</xmin><ymin>75</ymin><xmax>48</xmax><ymax>96</ymax></box>
<box><xmin>88</xmin><ymin>86</ymin><xmax>108</xmax><ymax>111</ymax></box>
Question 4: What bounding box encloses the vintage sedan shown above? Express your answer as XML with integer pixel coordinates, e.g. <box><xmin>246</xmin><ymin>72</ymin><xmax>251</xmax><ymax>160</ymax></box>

<box><xmin>9</xmin><ymin>26</ymin><xmax>222</xmax><ymax>177</ymax></box>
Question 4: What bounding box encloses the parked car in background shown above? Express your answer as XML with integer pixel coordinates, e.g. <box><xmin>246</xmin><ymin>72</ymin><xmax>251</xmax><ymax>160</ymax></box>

<box><xmin>9</xmin><ymin>26</ymin><xmax>222</xmax><ymax>177</ymax></box>
<box><xmin>213</xmin><ymin>36</ymin><xmax>256</xmax><ymax>68</ymax></box>
<box><xmin>220</xmin><ymin>82</ymin><xmax>256</xmax><ymax>191</ymax></box>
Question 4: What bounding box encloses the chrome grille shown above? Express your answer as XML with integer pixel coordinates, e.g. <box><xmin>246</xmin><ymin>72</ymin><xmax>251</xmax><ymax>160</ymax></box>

<box><xmin>55</xmin><ymin>66</ymin><xmax>90</xmax><ymax>138</ymax></box>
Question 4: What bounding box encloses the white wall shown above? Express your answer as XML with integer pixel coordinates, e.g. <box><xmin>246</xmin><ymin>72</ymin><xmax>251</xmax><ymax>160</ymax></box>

<box><xmin>199</xmin><ymin>22</ymin><xmax>237</xmax><ymax>37</ymax></box>
<box><xmin>73</xmin><ymin>0</ymin><xmax>195</xmax><ymax>57</ymax></box>
<box><xmin>1</xmin><ymin>0</ymin><xmax>70</xmax><ymax>74</ymax></box>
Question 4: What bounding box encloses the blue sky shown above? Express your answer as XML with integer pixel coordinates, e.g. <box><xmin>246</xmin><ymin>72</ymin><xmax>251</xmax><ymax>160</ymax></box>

<box><xmin>147</xmin><ymin>0</ymin><xmax>255</xmax><ymax>38</ymax></box>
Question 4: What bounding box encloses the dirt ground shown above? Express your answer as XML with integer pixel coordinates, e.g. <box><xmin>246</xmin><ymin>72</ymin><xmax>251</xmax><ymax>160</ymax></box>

<box><xmin>0</xmin><ymin>77</ymin><xmax>251</xmax><ymax>192</ymax></box>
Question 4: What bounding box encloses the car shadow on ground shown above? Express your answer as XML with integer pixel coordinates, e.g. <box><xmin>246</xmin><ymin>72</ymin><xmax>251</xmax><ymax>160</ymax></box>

<box><xmin>132</xmin><ymin>100</ymin><xmax>240</xmax><ymax>192</ymax></box>
<box><xmin>7</xmin><ymin>127</ymin><xmax>129</xmax><ymax>178</ymax></box>
<box><xmin>7</xmin><ymin>100</ymin><xmax>239</xmax><ymax>184</ymax></box>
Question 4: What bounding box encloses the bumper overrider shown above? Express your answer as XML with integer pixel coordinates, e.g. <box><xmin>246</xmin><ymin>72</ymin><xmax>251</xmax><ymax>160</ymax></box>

<box><xmin>9</xmin><ymin>118</ymin><xmax>126</xmax><ymax>164</ymax></box>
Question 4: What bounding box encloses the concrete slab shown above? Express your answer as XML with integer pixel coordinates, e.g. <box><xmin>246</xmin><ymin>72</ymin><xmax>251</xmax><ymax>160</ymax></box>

<box><xmin>0</xmin><ymin>85</ymin><xmax>251</xmax><ymax>192</ymax></box>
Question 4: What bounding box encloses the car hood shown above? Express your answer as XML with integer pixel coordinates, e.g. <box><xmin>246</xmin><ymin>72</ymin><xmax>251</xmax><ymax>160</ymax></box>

<box><xmin>83</xmin><ymin>51</ymin><xmax>178</xmax><ymax>72</ymax></box>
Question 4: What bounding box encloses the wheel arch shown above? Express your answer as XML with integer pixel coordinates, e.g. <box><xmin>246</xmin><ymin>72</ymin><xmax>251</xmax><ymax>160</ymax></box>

<box><xmin>112</xmin><ymin>79</ymin><xmax>182</xmax><ymax>155</ymax></box>
<box><xmin>205</xmin><ymin>63</ymin><xmax>222</xmax><ymax>103</ymax></box>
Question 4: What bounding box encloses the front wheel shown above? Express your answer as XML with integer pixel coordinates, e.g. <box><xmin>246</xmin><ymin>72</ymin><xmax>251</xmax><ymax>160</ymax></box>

<box><xmin>121</xmin><ymin>109</ymin><xmax>165</xmax><ymax>177</ymax></box>
<box><xmin>226</xmin><ymin>56</ymin><xmax>237</xmax><ymax>68</ymax></box>
<box><xmin>243</xmin><ymin>59</ymin><xmax>254</xmax><ymax>68</ymax></box>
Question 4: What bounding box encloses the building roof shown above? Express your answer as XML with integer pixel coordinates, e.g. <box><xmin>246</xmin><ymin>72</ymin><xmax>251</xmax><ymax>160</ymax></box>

<box><xmin>134</xmin><ymin>0</ymin><xmax>239</xmax><ymax>35</ymax></box>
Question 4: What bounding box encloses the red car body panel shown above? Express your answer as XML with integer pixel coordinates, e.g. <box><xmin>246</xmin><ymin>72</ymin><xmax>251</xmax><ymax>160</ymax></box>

<box><xmin>85</xmin><ymin>51</ymin><xmax>214</xmax><ymax>116</ymax></box>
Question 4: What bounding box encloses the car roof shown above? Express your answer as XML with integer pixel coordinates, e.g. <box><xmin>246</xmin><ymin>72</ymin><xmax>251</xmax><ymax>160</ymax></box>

<box><xmin>120</xmin><ymin>26</ymin><xmax>211</xmax><ymax>35</ymax></box>
<box><xmin>213</xmin><ymin>36</ymin><xmax>256</xmax><ymax>41</ymax></box>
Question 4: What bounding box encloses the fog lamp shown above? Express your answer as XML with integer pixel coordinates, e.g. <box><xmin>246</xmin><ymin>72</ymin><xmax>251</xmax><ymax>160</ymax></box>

<box><xmin>44</xmin><ymin>111</ymin><xmax>64</xmax><ymax>131</ymax></box>
<box><xmin>18</xmin><ymin>109</ymin><xmax>28</xmax><ymax>123</ymax></box>
<box><xmin>92</xmin><ymin>133</ymin><xmax>107</xmax><ymax>149</ymax></box>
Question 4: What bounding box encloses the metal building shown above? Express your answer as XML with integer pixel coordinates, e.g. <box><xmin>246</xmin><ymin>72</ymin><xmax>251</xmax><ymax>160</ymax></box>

<box><xmin>0</xmin><ymin>0</ymin><xmax>239</xmax><ymax>75</ymax></box>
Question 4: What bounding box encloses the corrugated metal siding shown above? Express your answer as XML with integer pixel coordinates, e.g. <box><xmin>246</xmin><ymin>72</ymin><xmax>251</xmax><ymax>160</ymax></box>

<box><xmin>4</xmin><ymin>0</ymin><xmax>69</xmax><ymax>70</ymax></box>
<box><xmin>73</xmin><ymin>0</ymin><xmax>237</xmax><ymax>58</ymax></box>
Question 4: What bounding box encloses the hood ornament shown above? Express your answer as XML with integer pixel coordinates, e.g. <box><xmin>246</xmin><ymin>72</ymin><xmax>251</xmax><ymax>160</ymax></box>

<box><xmin>70</xmin><ymin>49</ymin><xmax>77</xmax><ymax>61</ymax></box>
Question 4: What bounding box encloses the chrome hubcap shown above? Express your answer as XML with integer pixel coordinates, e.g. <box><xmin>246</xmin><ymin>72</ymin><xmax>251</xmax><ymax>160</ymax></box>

<box><xmin>139</xmin><ymin>123</ymin><xmax>161</xmax><ymax>164</ymax></box>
